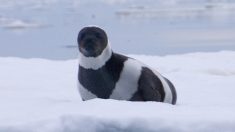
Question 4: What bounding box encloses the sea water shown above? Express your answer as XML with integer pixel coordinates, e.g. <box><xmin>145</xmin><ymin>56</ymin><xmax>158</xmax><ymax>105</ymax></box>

<box><xmin>0</xmin><ymin>0</ymin><xmax>235</xmax><ymax>60</ymax></box>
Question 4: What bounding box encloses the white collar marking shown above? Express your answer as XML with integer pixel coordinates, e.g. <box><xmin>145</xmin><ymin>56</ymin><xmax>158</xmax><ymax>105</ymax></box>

<box><xmin>79</xmin><ymin>44</ymin><xmax>112</xmax><ymax>70</ymax></box>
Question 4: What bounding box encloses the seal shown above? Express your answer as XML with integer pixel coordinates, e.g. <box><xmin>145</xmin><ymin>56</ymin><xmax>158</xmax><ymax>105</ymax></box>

<box><xmin>77</xmin><ymin>26</ymin><xmax>177</xmax><ymax>104</ymax></box>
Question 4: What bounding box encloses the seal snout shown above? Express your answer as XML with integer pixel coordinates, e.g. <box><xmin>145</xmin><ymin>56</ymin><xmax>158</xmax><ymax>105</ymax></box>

<box><xmin>83</xmin><ymin>36</ymin><xmax>97</xmax><ymax>50</ymax></box>
<box><xmin>79</xmin><ymin>34</ymin><xmax>101</xmax><ymax>57</ymax></box>
<box><xmin>80</xmin><ymin>38</ymin><xmax>99</xmax><ymax>57</ymax></box>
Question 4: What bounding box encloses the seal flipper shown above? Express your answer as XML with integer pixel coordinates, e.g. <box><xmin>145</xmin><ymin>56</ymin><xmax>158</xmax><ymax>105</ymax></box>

<box><xmin>137</xmin><ymin>67</ymin><xmax>165</xmax><ymax>102</ymax></box>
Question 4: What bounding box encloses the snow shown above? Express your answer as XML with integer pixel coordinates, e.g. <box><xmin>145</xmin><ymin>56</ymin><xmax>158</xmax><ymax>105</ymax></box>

<box><xmin>1</xmin><ymin>51</ymin><xmax>235</xmax><ymax>132</ymax></box>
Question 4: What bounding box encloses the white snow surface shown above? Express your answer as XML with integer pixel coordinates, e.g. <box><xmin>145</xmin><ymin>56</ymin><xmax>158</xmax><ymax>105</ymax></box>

<box><xmin>0</xmin><ymin>51</ymin><xmax>235</xmax><ymax>132</ymax></box>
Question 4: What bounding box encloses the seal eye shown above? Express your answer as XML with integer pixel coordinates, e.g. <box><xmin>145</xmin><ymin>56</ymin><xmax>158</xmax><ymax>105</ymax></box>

<box><xmin>95</xmin><ymin>32</ymin><xmax>102</xmax><ymax>39</ymax></box>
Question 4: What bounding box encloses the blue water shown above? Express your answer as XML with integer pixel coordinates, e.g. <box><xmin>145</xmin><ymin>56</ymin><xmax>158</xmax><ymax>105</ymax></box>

<box><xmin>0</xmin><ymin>0</ymin><xmax>235</xmax><ymax>60</ymax></box>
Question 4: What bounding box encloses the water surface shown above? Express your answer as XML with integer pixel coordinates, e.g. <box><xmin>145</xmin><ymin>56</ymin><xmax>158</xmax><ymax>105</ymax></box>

<box><xmin>0</xmin><ymin>0</ymin><xmax>235</xmax><ymax>59</ymax></box>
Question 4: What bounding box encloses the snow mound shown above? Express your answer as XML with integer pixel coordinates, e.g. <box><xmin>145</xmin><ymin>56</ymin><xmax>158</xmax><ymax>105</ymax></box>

<box><xmin>0</xmin><ymin>51</ymin><xmax>235</xmax><ymax>132</ymax></box>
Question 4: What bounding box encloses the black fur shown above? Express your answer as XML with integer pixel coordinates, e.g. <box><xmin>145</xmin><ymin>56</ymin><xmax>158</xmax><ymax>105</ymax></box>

<box><xmin>79</xmin><ymin>53</ymin><xmax>127</xmax><ymax>98</ymax></box>
<box><xmin>78</xmin><ymin>27</ymin><xmax>108</xmax><ymax>57</ymax></box>
<box><xmin>129</xmin><ymin>91</ymin><xmax>144</xmax><ymax>101</ymax></box>
<box><xmin>137</xmin><ymin>67</ymin><xmax>165</xmax><ymax>102</ymax></box>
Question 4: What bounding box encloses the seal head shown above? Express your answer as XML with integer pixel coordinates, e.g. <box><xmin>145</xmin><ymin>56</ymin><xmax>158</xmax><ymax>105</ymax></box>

<box><xmin>77</xmin><ymin>27</ymin><xmax>108</xmax><ymax>57</ymax></box>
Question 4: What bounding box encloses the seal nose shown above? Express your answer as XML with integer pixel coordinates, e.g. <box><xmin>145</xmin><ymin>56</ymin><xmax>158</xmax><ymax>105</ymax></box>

<box><xmin>84</xmin><ymin>43</ymin><xmax>95</xmax><ymax>52</ymax></box>
<box><xmin>79</xmin><ymin>33</ymin><xmax>102</xmax><ymax>57</ymax></box>
<box><xmin>84</xmin><ymin>38</ymin><xmax>96</xmax><ymax>50</ymax></box>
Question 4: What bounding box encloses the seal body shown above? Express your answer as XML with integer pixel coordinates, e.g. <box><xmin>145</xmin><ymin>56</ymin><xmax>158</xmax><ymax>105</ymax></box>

<box><xmin>78</xmin><ymin>26</ymin><xmax>177</xmax><ymax>104</ymax></box>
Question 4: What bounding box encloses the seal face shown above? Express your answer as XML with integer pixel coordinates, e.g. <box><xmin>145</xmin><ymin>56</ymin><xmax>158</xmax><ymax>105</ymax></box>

<box><xmin>78</xmin><ymin>27</ymin><xmax>108</xmax><ymax>57</ymax></box>
<box><xmin>77</xmin><ymin>26</ymin><xmax>177</xmax><ymax>105</ymax></box>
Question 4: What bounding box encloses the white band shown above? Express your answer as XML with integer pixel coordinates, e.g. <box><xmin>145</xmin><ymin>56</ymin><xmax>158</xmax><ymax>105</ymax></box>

<box><xmin>79</xmin><ymin>44</ymin><xmax>112</xmax><ymax>70</ymax></box>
